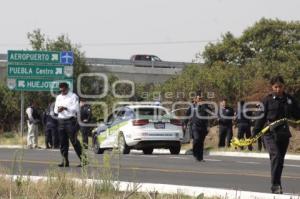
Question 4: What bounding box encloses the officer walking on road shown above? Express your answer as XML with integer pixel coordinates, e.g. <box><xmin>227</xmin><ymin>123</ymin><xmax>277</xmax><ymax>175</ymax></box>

<box><xmin>218</xmin><ymin>98</ymin><xmax>234</xmax><ymax>148</ymax></box>
<box><xmin>54</xmin><ymin>82</ymin><xmax>86</xmax><ymax>167</ymax></box>
<box><xmin>79</xmin><ymin>99</ymin><xmax>92</xmax><ymax>149</ymax></box>
<box><xmin>252</xmin><ymin>75</ymin><xmax>300</xmax><ymax>194</ymax></box>
<box><xmin>184</xmin><ymin>94</ymin><xmax>210</xmax><ymax>162</ymax></box>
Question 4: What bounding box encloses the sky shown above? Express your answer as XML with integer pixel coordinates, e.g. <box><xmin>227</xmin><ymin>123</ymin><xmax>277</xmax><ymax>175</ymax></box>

<box><xmin>0</xmin><ymin>0</ymin><xmax>299</xmax><ymax>62</ymax></box>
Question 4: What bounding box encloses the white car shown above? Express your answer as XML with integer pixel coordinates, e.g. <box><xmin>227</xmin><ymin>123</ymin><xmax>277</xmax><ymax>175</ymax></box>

<box><xmin>92</xmin><ymin>105</ymin><xmax>183</xmax><ymax>155</ymax></box>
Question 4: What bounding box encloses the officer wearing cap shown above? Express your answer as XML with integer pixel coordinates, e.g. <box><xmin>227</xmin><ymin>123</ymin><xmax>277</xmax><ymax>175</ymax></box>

<box><xmin>252</xmin><ymin>75</ymin><xmax>300</xmax><ymax>194</ymax></box>
<box><xmin>54</xmin><ymin>82</ymin><xmax>85</xmax><ymax>167</ymax></box>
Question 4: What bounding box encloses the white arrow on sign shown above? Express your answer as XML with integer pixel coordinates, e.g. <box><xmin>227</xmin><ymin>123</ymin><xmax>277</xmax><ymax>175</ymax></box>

<box><xmin>51</xmin><ymin>53</ymin><xmax>59</xmax><ymax>61</ymax></box>
<box><xmin>18</xmin><ymin>80</ymin><xmax>26</xmax><ymax>87</ymax></box>
<box><xmin>55</xmin><ymin>68</ymin><xmax>63</xmax><ymax>75</ymax></box>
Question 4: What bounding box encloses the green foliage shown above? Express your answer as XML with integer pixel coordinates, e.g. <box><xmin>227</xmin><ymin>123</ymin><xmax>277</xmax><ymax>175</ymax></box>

<box><xmin>154</xmin><ymin>18</ymin><xmax>300</xmax><ymax>105</ymax></box>
<box><xmin>0</xmin><ymin>83</ymin><xmax>20</xmax><ymax>132</ymax></box>
<box><xmin>27</xmin><ymin>29</ymin><xmax>89</xmax><ymax>93</ymax></box>
<box><xmin>91</xmin><ymin>74</ymin><xmax>120</xmax><ymax>122</ymax></box>
<box><xmin>25</xmin><ymin>29</ymin><xmax>91</xmax><ymax>125</ymax></box>
<box><xmin>203</xmin><ymin>18</ymin><xmax>300</xmax><ymax>66</ymax></box>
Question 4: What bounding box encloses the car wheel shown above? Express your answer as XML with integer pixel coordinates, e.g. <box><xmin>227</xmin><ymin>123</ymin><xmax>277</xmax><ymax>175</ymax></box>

<box><xmin>93</xmin><ymin>136</ymin><xmax>104</xmax><ymax>154</ymax></box>
<box><xmin>142</xmin><ymin>148</ymin><xmax>154</xmax><ymax>155</ymax></box>
<box><xmin>169</xmin><ymin>144</ymin><xmax>181</xmax><ymax>155</ymax></box>
<box><xmin>118</xmin><ymin>134</ymin><xmax>130</xmax><ymax>154</ymax></box>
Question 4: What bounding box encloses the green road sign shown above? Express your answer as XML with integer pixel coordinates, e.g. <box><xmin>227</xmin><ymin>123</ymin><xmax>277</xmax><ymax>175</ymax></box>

<box><xmin>8</xmin><ymin>64</ymin><xmax>73</xmax><ymax>78</ymax></box>
<box><xmin>7</xmin><ymin>78</ymin><xmax>73</xmax><ymax>91</ymax></box>
<box><xmin>8</xmin><ymin>50</ymin><xmax>61</xmax><ymax>64</ymax></box>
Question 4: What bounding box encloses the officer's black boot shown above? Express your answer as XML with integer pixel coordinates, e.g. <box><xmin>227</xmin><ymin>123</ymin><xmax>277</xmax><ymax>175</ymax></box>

<box><xmin>58</xmin><ymin>157</ymin><xmax>69</xmax><ymax>167</ymax></box>
<box><xmin>58</xmin><ymin>160</ymin><xmax>69</xmax><ymax>167</ymax></box>
<box><xmin>271</xmin><ymin>185</ymin><xmax>283</xmax><ymax>194</ymax></box>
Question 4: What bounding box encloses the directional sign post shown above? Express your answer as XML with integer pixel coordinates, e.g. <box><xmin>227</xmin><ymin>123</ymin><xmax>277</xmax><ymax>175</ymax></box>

<box><xmin>7</xmin><ymin>50</ymin><xmax>74</xmax><ymax>91</ymax></box>
<box><xmin>7</xmin><ymin>50</ymin><xmax>74</xmax><ymax>138</ymax></box>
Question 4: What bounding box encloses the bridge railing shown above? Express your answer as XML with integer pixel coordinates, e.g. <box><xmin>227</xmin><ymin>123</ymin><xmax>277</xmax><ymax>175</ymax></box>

<box><xmin>85</xmin><ymin>57</ymin><xmax>188</xmax><ymax>69</ymax></box>
<box><xmin>0</xmin><ymin>53</ymin><xmax>190</xmax><ymax>69</ymax></box>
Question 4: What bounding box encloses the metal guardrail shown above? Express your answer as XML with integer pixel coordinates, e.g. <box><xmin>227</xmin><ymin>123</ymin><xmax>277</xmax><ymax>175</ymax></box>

<box><xmin>1</xmin><ymin>53</ymin><xmax>190</xmax><ymax>69</ymax></box>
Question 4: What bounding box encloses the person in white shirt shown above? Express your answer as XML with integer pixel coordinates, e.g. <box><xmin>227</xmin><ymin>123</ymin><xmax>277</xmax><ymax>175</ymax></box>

<box><xmin>54</xmin><ymin>82</ymin><xmax>85</xmax><ymax>167</ymax></box>
<box><xmin>26</xmin><ymin>101</ymin><xmax>40</xmax><ymax>149</ymax></box>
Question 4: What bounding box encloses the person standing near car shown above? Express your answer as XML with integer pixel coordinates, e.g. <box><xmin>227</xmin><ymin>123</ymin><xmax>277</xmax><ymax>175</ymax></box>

<box><xmin>218</xmin><ymin>98</ymin><xmax>234</xmax><ymax>148</ymax></box>
<box><xmin>54</xmin><ymin>82</ymin><xmax>85</xmax><ymax>167</ymax></box>
<box><xmin>185</xmin><ymin>94</ymin><xmax>210</xmax><ymax>162</ymax></box>
<box><xmin>79</xmin><ymin>99</ymin><xmax>92</xmax><ymax>149</ymax></box>
<box><xmin>252</xmin><ymin>75</ymin><xmax>300</xmax><ymax>194</ymax></box>
<box><xmin>26</xmin><ymin>101</ymin><xmax>40</xmax><ymax>149</ymax></box>
<box><xmin>183</xmin><ymin>98</ymin><xmax>196</xmax><ymax>143</ymax></box>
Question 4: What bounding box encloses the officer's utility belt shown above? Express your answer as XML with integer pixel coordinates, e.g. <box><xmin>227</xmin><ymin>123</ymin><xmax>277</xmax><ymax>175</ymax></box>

<box><xmin>231</xmin><ymin>118</ymin><xmax>300</xmax><ymax>147</ymax></box>
<box><xmin>60</xmin><ymin>117</ymin><xmax>76</xmax><ymax>121</ymax></box>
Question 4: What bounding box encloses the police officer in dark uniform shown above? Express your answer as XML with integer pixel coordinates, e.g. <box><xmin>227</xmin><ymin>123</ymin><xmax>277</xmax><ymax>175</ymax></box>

<box><xmin>218</xmin><ymin>98</ymin><xmax>234</xmax><ymax>148</ymax></box>
<box><xmin>183</xmin><ymin>98</ymin><xmax>196</xmax><ymax>143</ymax></box>
<box><xmin>184</xmin><ymin>95</ymin><xmax>210</xmax><ymax>161</ymax></box>
<box><xmin>253</xmin><ymin>104</ymin><xmax>266</xmax><ymax>151</ymax></box>
<box><xmin>252</xmin><ymin>75</ymin><xmax>300</xmax><ymax>194</ymax></box>
<box><xmin>43</xmin><ymin>101</ymin><xmax>59</xmax><ymax>149</ymax></box>
<box><xmin>236</xmin><ymin>101</ymin><xmax>253</xmax><ymax>151</ymax></box>
<box><xmin>79</xmin><ymin>99</ymin><xmax>92</xmax><ymax>149</ymax></box>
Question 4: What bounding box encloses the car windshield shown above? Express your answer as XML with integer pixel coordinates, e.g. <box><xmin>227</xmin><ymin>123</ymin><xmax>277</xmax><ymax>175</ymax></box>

<box><xmin>151</xmin><ymin>56</ymin><xmax>161</xmax><ymax>61</ymax></box>
<box><xmin>133</xmin><ymin>107</ymin><xmax>169</xmax><ymax>119</ymax></box>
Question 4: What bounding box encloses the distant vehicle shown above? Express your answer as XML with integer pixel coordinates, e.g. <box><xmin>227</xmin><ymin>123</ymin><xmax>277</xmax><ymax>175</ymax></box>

<box><xmin>130</xmin><ymin>54</ymin><xmax>162</xmax><ymax>62</ymax></box>
<box><xmin>92</xmin><ymin>105</ymin><xmax>183</xmax><ymax>155</ymax></box>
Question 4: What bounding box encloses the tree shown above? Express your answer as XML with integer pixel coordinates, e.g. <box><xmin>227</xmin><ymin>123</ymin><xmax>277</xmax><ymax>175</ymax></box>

<box><xmin>24</xmin><ymin>29</ymin><xmax>92</xmax><ymax>113</ymax></box>
<box><xmin>201</xmin><ymin>18</ymin><xmax>300</xmax><ymax>99</ymax></box>
<box><xmin>27</xmin><ymin>29</ymin><xmax>89</xmax><ymax>91</ymax></box>
<box><xmin>0</xmin><ymin>83</ymin><xmax>20</xmax><ymax>132</ymax></box>
<box><xmin>203</xmin><ymin>18</ymin><xmax>300</xmax><ymax>66</ymax></box>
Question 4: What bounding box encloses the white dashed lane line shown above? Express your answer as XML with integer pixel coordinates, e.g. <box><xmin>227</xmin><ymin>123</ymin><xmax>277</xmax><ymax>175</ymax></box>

<box><xmin>236</xmin><ymin>161</ymin><xmax>260</xmax><ymax>165</ymax></box>
<box><xmin>205</xmin><ymin>159</ymin><xmax>222</xmax><ymax>162</ymax></box>
<box><xmin>285</xmin><ymin>164</ymin><xmax>300</xmax><ymax>168</ymax></box>
<box><xmin>169</xmin><ymin>157</ymin><xmax>189</xmax><ymax>160</ymax></box>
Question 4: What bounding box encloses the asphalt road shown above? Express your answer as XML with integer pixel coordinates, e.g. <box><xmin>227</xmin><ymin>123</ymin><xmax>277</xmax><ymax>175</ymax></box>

<box><xmin>0</xmin><ymin>148</ymin><xmax>299</xmax><ymax>194</ymax></box>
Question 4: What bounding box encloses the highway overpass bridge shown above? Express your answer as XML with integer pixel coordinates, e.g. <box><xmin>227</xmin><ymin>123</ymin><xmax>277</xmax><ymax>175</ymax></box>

<box><xmin>0</xmin><ymin>53</ymin><xmax>194</xmax><ymax>84</ymax></box>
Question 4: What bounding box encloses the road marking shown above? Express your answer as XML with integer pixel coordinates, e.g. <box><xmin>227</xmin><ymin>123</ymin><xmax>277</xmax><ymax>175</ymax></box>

<box><xmin>285</xmin><ymin>164</ymin><xmax>300</xmax><ymax>168</ymax></box>
<box><xmin>139</xmin><ymin>155</ymin><xmax>159</xmax><ymax>158</ymax></box>
<box><xmin>1</xmin><ymin>159</ymin><xmax>300</xmax><ymax>180</ymax></box>
<box><xmin>236</xmin><ymin>161</ymin><xmax>260</xmax><ymax>165</ymax></box>
<box><xmin>169</xmin><ymin>157</ymin><xmax>189</xmax><ymax>160</ymax></box>
<box><xmin>205</xmin><ymin>159</ymin><xmax>222</xmax><ymax>162</ymax></box>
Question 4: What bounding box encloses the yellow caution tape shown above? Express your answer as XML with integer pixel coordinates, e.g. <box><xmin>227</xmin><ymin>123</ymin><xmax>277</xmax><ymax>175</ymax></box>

<box><xmin>230</xmin><ymin>118</ymin><xmax>300</xmax><ymax>148</ymax></box>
